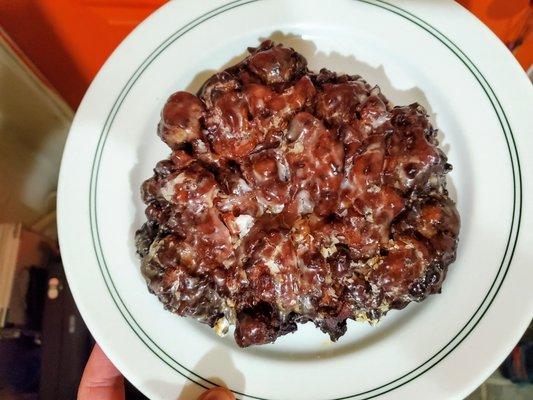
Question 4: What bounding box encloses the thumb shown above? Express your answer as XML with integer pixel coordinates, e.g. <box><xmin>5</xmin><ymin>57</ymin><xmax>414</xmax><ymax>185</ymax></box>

<box><xmin>78</xmin><ymin>344</ymin><xmax>125</xmax><ymax>400</ymax></box>
<box><xmin>197</xmin><ymin>387</ymin><xmax>235</xmax><ymax>400</ymax></box>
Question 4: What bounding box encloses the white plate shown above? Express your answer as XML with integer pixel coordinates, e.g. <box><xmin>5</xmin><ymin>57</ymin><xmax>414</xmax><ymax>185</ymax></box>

<box><xmin>57</xmin><ymin>1</ymin><xmax>533</xmax><ymax>399</ymax></box>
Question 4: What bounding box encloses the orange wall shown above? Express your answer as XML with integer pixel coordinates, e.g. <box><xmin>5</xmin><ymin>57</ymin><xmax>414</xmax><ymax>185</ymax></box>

<box><xmin>458</xmin><ymin>0</ymin><xmax>530</xmax><ymax>44</ymax></box>
<box><xmin>0</xmin><ymin>0</ymin><xmax>530</xmax><ymax>110</ymax></box>
<box><xmin>0</xmin><ymin>0</ymin><xmax>166</xmax><ymax>108</ymax></box>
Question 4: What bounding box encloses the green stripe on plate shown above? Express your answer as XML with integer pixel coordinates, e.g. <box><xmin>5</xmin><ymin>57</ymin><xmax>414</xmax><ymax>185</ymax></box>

<box><xmin>87</xmin><ymin>0</ymin><xmax>522</xmax><ymax>398</ymax></box>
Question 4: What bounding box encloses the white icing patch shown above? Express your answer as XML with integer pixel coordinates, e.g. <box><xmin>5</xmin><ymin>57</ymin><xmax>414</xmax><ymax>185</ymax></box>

<box><xmin>235</xmin><ymin>178</ymin><xmax>252</xmax><ymax>195</ymax></box>
<box><xmin>371</xmin><ymin>114</ymin><xmax>389</xmax><ymax>129</ymax></box>
<box><xmin>194</xmin><ymin>139</ymin><xmax>208</xmax><ymax>153</ymax></box>
<box><xmin>270</xmin><ymin>203</ymin><xmax>285</xmax><ymax>214</ymax></box>
<box><xmin>160</xmin><ymin>173</ymin><xmax>186</xmax><ymax>202</ymax></box>
<box><xmin>276</xmin><ymin>157</ymin><xmax>290</xmax><ymax>182</ymax></box>
<box><xmin>258</xmin><ymin>195</ymin><xmax>285</xmax><ymax>214</ymax></box>
<box><xmin>300</xmin><ymin>296</ymin><xmax>314</xmax><ymax>313</ymax></box>
<box><xmin>296</xmin><ymin>190</ymin><xmax>314</xmax><ymax>214</ymax></box>
<box><xmin>340</xmin><ymin>177</ymin><xmax>351</xmax><ymax>190</ymax></box>
<box><xmin>235</xmin><ymin>214</ymin><xmax>255</xmax><ymax>238</ymax></box>
<box><xmin>265</xmin><ymin>259</ymin><xmax>281</xmax><ymax>274</ymax></box>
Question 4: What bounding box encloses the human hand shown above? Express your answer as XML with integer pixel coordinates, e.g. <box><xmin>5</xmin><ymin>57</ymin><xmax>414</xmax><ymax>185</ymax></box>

<box><xmin>78</xmin><ymin>344</ymin><xmax>235</xmax><ymax>400</ymax></box>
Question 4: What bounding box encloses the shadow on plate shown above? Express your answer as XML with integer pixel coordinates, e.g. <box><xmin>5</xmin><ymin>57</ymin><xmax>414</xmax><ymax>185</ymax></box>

<box><xmin>144</xmin><ymin>346</ymin><xmax>246</xmax><ymax>399</ymax></box>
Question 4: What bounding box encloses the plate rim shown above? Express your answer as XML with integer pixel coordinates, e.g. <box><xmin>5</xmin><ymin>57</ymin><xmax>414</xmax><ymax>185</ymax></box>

<box><xmin>59</xmin><ymin>0</ymin><xmax>529</xmax><ymax>399</ymax></box>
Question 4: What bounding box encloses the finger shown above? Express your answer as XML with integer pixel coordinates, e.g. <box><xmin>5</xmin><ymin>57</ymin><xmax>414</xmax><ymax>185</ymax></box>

<box><xmin>197</xmin><ymin>387</ymin><xmax>236</xmax><ymax>400</ymax></box>
<box><xmin>78</xmin><ymin>344</ymin><xmax>125</xmax><ymax>400</ymax></box>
